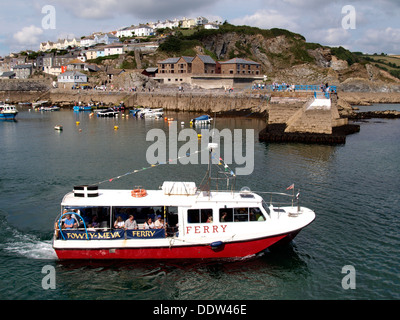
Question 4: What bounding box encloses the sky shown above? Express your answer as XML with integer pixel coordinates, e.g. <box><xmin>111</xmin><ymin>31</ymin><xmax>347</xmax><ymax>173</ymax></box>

<box><xmin>1</xmin><ymin>0</ymin><xmax>400</xmax><ymax>57</ymax></box>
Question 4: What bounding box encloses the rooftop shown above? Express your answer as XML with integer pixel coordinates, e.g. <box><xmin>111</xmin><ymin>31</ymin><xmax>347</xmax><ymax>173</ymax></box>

<box><xmin>220</xmin><ymin>58</ymin><xmax>260</xmax><ymax>65</ymax></box>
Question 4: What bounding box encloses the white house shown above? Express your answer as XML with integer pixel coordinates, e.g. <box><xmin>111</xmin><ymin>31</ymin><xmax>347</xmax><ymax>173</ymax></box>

<box><xmin>104</xmin><ymin>44</ymin><xmax>124</xmax><ymax>56</ymax></box>
<box><xmin>80</xmin><ymin>36</ymin><xmax>96</xmax><ymax>47</ymax></box>
<box><xmin>94</xmin><ymin>33</ymin><xmax>120</xmax><ymax>45</ymax></box>
<box><xmin>196</xmin><ymin>16</ymin><xmax>209</xmax><ymax>26</ymax></box>
<box><xmin>133</xmin><ymin>25</ymin><xmax>154</xmax><ymax>37</ymax></box>
<box><xmin>116</xmin><ymin>26</ymin><xmax>135</xmax><ymax>38</ymax></box>
<box><xmin>204</xmin><ymin>23</ymin><xmax>220</xmax><ymax>30</ymax></box>
<box><xmin>43</xmin><ymin>65</ymin><xmax>62</xmax><ymax>76</ymax></box>
<box><xmin>181</xmin><ymin>17</ymin><xmax>196</xmax><ymax>28</ymax></box>
<box><xmin>57</xmin><ymin>71</ymin><xmax>87</xmax><ymax>83</ymax></box>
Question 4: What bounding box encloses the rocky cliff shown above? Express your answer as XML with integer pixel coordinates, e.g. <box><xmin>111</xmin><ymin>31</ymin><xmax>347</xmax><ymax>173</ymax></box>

<box><xmin>162</xmin><ymin>24</ymin><xmax>400</xmax><ymax>93</ymax></box>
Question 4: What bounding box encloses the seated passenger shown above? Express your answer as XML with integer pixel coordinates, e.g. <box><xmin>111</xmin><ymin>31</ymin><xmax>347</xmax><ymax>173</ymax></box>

<box><xmin>64</xmin><ymin>214</ymin><xmax>77</xmax><ymax>229</ymax></box>
<box><xmin>154</xmin><ymin>215</ymin><xmax>164</xmax><ymax>229</ymax></box>
<box><xmin>114</xmin><ymin>216</ymin><xmax>125</xmax><ymax>229</ymax></box>
<box><xmin>220</xmin><ymin>212</ymin><xmax>227</xmax><ymax>222</ymax></box>
<box><xmin>206</xmin><ymin>213</ymin><xmax>213</xmax><ymax>223</ymax></box>
<box><xmin>90</xmin><ymin>216</ymin><xmax>100</xmax><ymax>228</ymax></box>
<box><xmin>125</xmin><ymin>215</ymin><xmax>138</xmax><ymax>230</ymax></box>
<box><xmin>143</xmin><ymin>218</ymin><xmax>154</xmax><ymax>229</ymax></box>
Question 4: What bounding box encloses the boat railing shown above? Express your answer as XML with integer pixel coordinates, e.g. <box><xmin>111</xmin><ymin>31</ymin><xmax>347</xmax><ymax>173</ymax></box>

<box><xmin>54</xmin><ymin>227</ymin><xmax>169</xmax><ymax>240</ymax></box>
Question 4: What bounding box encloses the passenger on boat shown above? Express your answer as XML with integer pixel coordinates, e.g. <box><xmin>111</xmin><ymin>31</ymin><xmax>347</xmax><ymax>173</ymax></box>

<box><xmin>125</xmin><ymin>215</ymin><xmax>138</xmax><ymax>230</ymax></box>
<box><xmin>220</xmin><ymin>212</ymin><xmax>227</xmax><ymax>222</ymax></box>
<box><xmin>114</xmin><ymin>216</ymin><xmax>125</xmax><ymax>229</ymax></box>
<box><xmin>206</xmin><ymin>213</ymin><xmax>213</xmax><ymax>223</ymax></box>
<box><xmin>154</xmin><ymin>215</ymin><xmax>164</xmax><ymax>229</ymax></box>
<box><xmin>89</xmin><ymin>216</ymin><xmax>100</xmax><ymax>228</ymax></box>
<box><xmin>143</xmin><ymin>218</ymin><xmax>154</xmax><ymax>229</ymax></box>
<box><xmin>64</xmin><ymin>214</ymin><xmax>77</xmax><ymax>229</ymax></box>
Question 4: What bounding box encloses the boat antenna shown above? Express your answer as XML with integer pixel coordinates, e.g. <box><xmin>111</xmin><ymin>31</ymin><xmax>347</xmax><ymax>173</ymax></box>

<box><xmin>199</xmin><ymin>142</ymin><xmax>218</xmax><ymax>194</ymax></box>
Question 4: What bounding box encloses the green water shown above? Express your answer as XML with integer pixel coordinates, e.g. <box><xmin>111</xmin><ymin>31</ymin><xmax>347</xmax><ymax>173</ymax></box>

<box><xmin>0</xmin><ymin>106</ymin><xmax>399</xmax><ymax>300</ymax></box>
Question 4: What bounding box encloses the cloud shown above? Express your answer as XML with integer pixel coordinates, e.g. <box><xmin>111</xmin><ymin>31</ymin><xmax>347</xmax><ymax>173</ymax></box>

<box><xmin>231</xmin><ymin>9</ymin><xmax>298</xmax><ymax>31</ymax></box>
<box><xmin>52</xmin><ymin>0</ymin><xmax>217</xmax><ymax>20</ymax></box>
<box><xmin>13</xmin><ymin>25</ymin><xmax>43</xmax><ymax>46</ymax></box>
<box><xmin>356</xmin><ymin>27</ymin><xmax>400</xmax><ymax>53</ymax></box>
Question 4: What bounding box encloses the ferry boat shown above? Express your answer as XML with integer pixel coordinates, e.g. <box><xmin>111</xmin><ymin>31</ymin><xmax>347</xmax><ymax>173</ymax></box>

<box><xmin>0</xmin><ymin>103</ymin><xmax>18</xmax><ymax>120</ymax></box>
<box><xmin>52</xmin><ymin>144</ymin><xmax>315</xmax><ymax>260</ymax></box>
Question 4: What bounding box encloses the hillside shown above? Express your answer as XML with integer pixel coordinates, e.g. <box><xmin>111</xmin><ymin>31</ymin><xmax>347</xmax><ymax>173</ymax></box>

<box><xmin>147</xmin><ymin>23</ymin><xmax>400</xmax><ymax>92</ymax></box>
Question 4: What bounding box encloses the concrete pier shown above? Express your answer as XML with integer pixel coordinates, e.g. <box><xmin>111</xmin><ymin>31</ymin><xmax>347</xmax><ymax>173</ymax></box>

<box><xmin>259</xmin><ymin>94</ymin><xmax>360</xmax><ymax>144</ymax></box>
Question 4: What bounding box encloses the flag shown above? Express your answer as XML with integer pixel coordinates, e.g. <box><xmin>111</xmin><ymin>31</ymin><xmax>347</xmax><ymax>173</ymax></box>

<box><xmin>286</xmin><ymin>183</ymin><xmax>294</xmax><ymax>190</ymax></box>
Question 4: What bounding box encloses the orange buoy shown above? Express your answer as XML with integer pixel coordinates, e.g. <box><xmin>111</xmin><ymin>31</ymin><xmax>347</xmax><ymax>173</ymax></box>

<box><xmin>131</xmin><ymin>188</ymin><xmax>147</xmax><ymax>198</ymax></box>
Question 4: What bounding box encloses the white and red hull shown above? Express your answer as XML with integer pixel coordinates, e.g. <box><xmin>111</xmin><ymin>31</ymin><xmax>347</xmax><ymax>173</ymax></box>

<box><xmin>54</xmin><ymin>232</ymin><xmax>301</xmax><ymax>260</ymax></box>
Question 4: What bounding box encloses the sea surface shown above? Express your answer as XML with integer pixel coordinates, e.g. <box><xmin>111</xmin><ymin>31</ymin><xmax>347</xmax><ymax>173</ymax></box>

<box><xmin>0</xmin><ymin>104</ymin><xmax>399</xmax><ymax>300</ymax></box>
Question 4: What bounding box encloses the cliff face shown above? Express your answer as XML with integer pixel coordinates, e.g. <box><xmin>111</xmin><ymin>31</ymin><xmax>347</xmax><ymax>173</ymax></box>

<box><xmin>190</xmin><ymin>28</ymin><xmax>400</xmax><ymax>92</ymax></box>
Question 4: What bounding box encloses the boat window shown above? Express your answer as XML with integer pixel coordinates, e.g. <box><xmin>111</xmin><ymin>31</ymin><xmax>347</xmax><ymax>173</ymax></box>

<box><xmin>219</xmin><ymin>207</ymin><xmax>265</xmax><ymax>222</ymax></box>
<box><xmin>113</xmin><ymin>206</ymin><xmax>163</xmax><ymax>225</ymax></box>
<box><xmin>187</xmin><ymin>208</ymin><xmax>213</xmax><ymax>223</ymax></box>
<box><xmin>62</xmin><ymin>206</ymin><xmax>110</xmax><ymax>228</ymax></box>
<box><xmin>112</xmin><ymin>206</ymin><xmax>179</xmax><ymax>231</ymax></box>
<box><xmin>262</xmin><ymin>201</ymin><xmax>271</xmax><ymax>217</ymax></box>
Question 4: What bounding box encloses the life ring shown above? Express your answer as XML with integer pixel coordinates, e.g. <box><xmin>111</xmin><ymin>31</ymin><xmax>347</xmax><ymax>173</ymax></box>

<box><xmin>131</xmin><ymin>188</ymin><xmax>147</xmax><ymax>198</ymax></box>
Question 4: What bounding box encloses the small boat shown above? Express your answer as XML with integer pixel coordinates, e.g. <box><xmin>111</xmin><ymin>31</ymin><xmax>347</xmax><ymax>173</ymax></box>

<box><xmin>0</xmin><ymin>103</ymin><xmax>18</xmax><ymax>120</ymax></box>
<box><xmin>40</xmin><ymin>105</ymin><xmax>60</xmax><ymax>111</ymax></box>
<box><xmin>54</xmin><ymin>125</ymin><xmax>63</xmax><ymax>131</ymax></box>
<box><xmin>113</xmin><ymin>103</ymin><xmax>125</xmax><ymax>111</ymax></box>
<box><xmin>129</xmin><ymin>109</ymin><xmax>140</xmax><ymax>116</ymax></box>
<box><xmin>144</xmin><ymin>108</ymin><xmax>164</xmax><ymax>119</ymax></box>
<box><xmin>97</xmin><ymin>108</ymin><xmax>119</xmax><ymax>117</ymax></box>
<box><xmin>32</xmin><ymin>100</ymin><xmax>48</xmax><ymax>108</ymax></box>
<box><xmin>73</xmin><ymin>105</ymin><xmax>93</xmax><ymax>111</ymax></box>
<box><xmin>191</xmin><ymin>115</ymin><xmax>213</xmax><ymax>125</ymax></box>
<box><xmin>133</xmin><ymin>108</ymin><xmax>164</xmax><ymax>119</ymax></box>
<box><xmin>52</xmin><ymin>143</ymin><xmax>315</xmax><ymax>260</ymax></box>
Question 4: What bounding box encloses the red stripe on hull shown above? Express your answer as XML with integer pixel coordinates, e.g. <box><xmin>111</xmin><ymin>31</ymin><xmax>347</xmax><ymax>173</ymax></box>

<box><xmin>55</xmin><ymin>234</ymin><xmax>289</xmax><ymax>260</ymax></box>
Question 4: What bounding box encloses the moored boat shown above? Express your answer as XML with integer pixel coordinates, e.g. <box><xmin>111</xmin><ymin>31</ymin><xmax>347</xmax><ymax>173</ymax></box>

<box><xmin>73</xmin><ymin>105</ymin><xmax>93</xmax><ymax>111</ymax></box>
<box><xmin>52</xmin><ymin>144</ymin><xmax>315</xmax><ymax>260</ymax></box>
<box><xmin>190</xmin><ymin>115</ymin><xmax>212</xmax><ymax>125</ymax></box>
<box><xmin>0</xmin><ymin>103</ymin><xmax>18</xmax><ymax>120</ymax></box>
<box><xmin>41</xmin><ymin>105</ymin><xmax>60</xmax><ymax>111</ymax></box>
<box><xmin>97</xmin><ymin>108</ymin><xmax>119</xmax><ymax>117</ymax></box>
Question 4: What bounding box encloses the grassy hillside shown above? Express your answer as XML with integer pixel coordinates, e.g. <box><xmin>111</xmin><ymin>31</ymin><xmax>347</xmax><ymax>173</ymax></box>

<box><xmin>358</xmin><ymin>53</ymin><xmax>400</xmax><ymax>79</ymax></box>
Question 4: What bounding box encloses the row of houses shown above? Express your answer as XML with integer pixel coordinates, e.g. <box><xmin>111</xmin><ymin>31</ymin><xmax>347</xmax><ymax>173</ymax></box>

<box><xmin>39</xmin><ymin>17</ymin><xmax>218</xmax><ymax>52</ymax></box>
<box><xmin>116</xmin><ymin>17</ymin><xmax>218</xmax><ymax>38</ymax></box>
<box><xmin>40</xmin><ymin>33</ymin><xmax>120</xmax><ymax>52</ymax></box>
<box><xmin>157</xmin><ymin>55</ymin><xmax>261</xmax><ymax>75</ymax></box>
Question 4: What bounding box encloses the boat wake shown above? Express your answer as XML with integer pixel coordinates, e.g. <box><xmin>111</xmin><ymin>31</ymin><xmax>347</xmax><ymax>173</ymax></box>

<box><xmin>0</xmin><ymin>213</ymin><xmax>57</xmax><ymax>260</ymax></box>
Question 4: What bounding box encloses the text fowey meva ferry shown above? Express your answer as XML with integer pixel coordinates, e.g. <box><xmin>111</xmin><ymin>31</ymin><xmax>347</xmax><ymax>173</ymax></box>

<box><xmin>53</xmin><ymin>144</ymin><xmax>315</xmax><ymax>260</ymax></box>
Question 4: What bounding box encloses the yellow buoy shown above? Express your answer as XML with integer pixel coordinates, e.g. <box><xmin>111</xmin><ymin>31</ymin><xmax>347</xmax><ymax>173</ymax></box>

<box><xmin>198</xmin><ymin>134</ymin><xmax>202</xmax><ymax>139</ymax></box>
<box><xmin>114</xmin><ymin>126</ymin><xmax>119</xmax><ymax>130</ymax></box>
<box><xmin>76</xmin><ymin>121</ymin><xmax>80</xmax><ymax>125</ymax></box>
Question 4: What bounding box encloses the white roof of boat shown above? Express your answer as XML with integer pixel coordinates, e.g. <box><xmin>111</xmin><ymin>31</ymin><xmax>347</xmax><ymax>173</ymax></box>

<box><xmin>61</xmin><ymin>188</ymin><xmax>264</xmax><ymax>207</ymax></box>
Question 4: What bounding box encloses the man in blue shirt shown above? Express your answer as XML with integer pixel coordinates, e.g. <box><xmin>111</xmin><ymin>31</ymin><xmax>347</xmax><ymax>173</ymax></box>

<box><xmin>64</xmin><ymin>214</ymin><xmax>77</xmax><ymax>229</ymax></box>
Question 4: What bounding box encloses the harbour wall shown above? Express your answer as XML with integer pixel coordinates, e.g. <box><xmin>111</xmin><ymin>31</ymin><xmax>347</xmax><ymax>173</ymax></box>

<box><xmin>0</xmin><ymin>89</ymin><xmax>311</xmax><ymax>115</ymax></box>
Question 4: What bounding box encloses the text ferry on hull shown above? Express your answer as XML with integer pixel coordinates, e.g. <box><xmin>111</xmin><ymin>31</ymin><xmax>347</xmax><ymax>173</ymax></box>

<box><xmin>52</xmin><ymin>144</ymin><xmax>315</xmax><ymax>260</ymax></box>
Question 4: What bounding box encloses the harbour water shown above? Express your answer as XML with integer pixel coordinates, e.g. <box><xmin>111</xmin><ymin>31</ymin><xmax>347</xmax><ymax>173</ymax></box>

<box><xmin>0</xmin><ymin>104</ymin><xmax>399</xmax><ymax>300</ymax></box>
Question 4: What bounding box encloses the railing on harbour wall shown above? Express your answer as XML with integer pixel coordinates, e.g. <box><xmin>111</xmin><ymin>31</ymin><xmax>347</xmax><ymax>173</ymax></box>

<box><xmin>252</xmin><ymin>84</ymin><xmax>337</xmax><ymax>93</ymax></box>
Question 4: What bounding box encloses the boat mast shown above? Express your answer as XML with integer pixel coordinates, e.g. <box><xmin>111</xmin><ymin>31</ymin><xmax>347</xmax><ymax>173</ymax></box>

<box><xmin>199</xmin><ymin>142</ymin><xmax>218</xmax><ymax>194</ymax></box>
